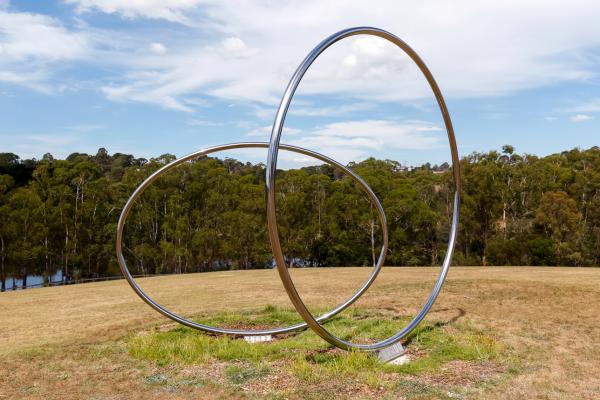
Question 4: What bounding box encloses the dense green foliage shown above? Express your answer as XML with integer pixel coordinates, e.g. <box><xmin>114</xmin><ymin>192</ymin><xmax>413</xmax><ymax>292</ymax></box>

<box><xmin>0</xmin><ymin>144</ymin><xmax>599</xmax><ymax>290</ymax></box>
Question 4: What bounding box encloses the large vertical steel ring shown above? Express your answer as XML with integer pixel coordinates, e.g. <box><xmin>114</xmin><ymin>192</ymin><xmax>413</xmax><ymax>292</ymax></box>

<box><xmin>116</xmin><ymin>142</ymin><xmax>388</xmax><ymax>336</ymax></box>
<box><xmin>266</xmin><ymin>27</ymin><xmax>461</xmax><ymax>350</ymax></box>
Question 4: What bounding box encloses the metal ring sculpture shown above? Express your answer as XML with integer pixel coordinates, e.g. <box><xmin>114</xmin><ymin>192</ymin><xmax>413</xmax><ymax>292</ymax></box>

<box><xmin>117</xmin><ymin>26</ymin><xmax>459</xmax><ymax>353</ymax></box>
<box><xmin>116</xmin><ymin>142</ymin><xmax>388</xmax><ymax>337</ymax></box>
<box><xmin>266</xmin><ymin>27</ymin><xmax>460</xmax><ymax>351</ymax></box>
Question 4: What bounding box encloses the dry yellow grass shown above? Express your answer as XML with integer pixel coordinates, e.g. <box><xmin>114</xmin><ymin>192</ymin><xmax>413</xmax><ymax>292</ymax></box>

<box><xmin>1</xmin><ymin>266</ymin><xmax>600</xmax><ymax>399</ymax></box>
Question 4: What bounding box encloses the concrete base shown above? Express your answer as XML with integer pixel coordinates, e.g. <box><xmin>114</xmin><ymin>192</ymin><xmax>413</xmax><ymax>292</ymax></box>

<box><xmin>243</xmin><ymin>335</ymin><xmax>273</xmax><ymax>343</ymax></box>
<box><xmin>377</xmin><ymin>342</ymin><xmax>407</xmax><ymax>363</ymax></box>
<box><xmin>387</xmin><ymin>353</ymin><xmax>411</xmax><ymax>365</ymax></box>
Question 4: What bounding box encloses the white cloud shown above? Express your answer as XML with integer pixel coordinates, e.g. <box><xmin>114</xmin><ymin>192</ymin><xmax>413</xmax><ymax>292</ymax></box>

<box><xmin>246</xmin><ymin>125</ymin><xmax>301</xmax><ymax>138</ymax></box>
<box><xmin>342</xmin><ymin>55</ymin><xmax>357</xmax><ymax>67</ymax></box>
<box><xmin>289</xmin><ymin>102</ymin><xmax>374</xmax><ymax>117</ymax></box>
<box><xmin>554</xmin><ymin>99</ymin><xmax>600</xmax><ymax>123</ymax></box>
<box><xmin>150</xmin><ymin>42</ymin><xmax>167</xmax><ymax>55</ymax></box>
<box><xmin>187</xmin><ymin>119</ymin><xmax>443</xmax><ymax>168</ymax></box>
<box><xmin>65</xmin><ymin>0</ymin><xmax>203</xmax><ymax>24</ymax></box>
<box><xmin>0</xmin><ymin>9</ymin><xmax>89</xmax><ymax>91</ymax></box>
<box><xmin>249</xmin><ymin>106</ymin><xmax>276</xmax><ymax>120</ymax></box>
<box><xmin>101</xmin><ymin>85</ymin><xmax>194</xmax><ymax>112</ymax></box>
<box><xmin>0</xmin><ymin>11</ymin><xmax>88</xmax><ymax>62</ymax></box>
<box><xmin>288</xmin><ymin>119</ymin><xmax>443</xmax><ymax>165</ymax></box>
<box><xmin>0</xmin><ymin>70</ymin><xmax>52</xmax><ymax>92</ymax></box>
<box><xmin>215</xmin><ymin>145</ymin><xmax>331</xmax><ymax>169</ymax></box>
<box><xmin>563</xmin><ymin>99</ymin><xmax>600</xmax><ymax>114</ymax></box>
<box><xmin>217</xmin><ymin>37</ymin><xmax>257</xmax><ymax>58</ymax></box>
<box><xmin>570</xmin><ymin>114</ymin><xmax>593</xmax><ymax>122</ymax></box>
<box><xmin>4</xmin><ymin>1</ymin><xmax>600</xmax><ymax>115</ymax></box>
<box><xmin>74</xmin><ymin>0</ymin><xmax>600</xmax><ymax>112</ymax></box>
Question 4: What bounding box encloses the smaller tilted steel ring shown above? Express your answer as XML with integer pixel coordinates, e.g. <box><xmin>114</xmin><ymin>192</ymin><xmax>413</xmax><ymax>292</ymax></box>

<box><xmin>116</xmin><ymin>141</ymin><xmax>388</xmax><ymax>337</ymax></box>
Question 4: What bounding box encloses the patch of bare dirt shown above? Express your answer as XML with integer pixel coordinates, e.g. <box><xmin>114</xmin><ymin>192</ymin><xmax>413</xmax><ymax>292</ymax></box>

<box><xmin>420</xmin><ymin>360</ymin><xmax>506</xmax><ymax>387</ymax></box>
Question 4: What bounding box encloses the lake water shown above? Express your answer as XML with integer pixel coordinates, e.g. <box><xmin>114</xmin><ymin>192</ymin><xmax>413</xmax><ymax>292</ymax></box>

<box><xmin>2</xmin><ymin>270</ymin><xmax>63</xmax><ymax>290</ymax></box>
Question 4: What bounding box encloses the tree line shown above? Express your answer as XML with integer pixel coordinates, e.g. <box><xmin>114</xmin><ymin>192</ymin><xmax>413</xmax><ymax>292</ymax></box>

<box><xmin>0</xmin><ymin>144</ymin><xmax>599</xmax><ymax>291</ymax></box>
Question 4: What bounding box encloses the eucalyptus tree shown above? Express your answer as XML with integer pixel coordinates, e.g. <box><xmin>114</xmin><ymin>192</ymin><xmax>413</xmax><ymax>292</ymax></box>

<box><xmin>0</xmin><ymin>174</ymin><xmax>14</xmax><ymax>291</ymax></box>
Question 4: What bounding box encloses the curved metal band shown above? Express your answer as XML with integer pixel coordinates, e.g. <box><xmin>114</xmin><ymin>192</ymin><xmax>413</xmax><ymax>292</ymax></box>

<box><xmin>116</xmin><ymin>141</ymin><xmax>388</xmax><ymax>336</ymax></box>
<box><xmin>266</xmin><ymin>27</ymin><xmax>461</xmax><ymax>350</ymax></box>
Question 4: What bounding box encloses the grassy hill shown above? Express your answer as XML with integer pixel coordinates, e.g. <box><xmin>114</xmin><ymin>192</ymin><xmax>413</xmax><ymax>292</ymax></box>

<box><xmin>1</xmin><ymin>267</ymin><xmax>599</xmax><ymax>399</ymax></box>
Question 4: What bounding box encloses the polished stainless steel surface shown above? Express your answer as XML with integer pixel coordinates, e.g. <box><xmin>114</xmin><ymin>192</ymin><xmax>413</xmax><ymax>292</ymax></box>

<box><xmin>266</xmin><ymin>27</ymin><xmax>461</xmax><ymax>350</ymax></box>
<box><xmin>116</xmin><ymin>141</ymin><xmax>388</xmax><ymax>336</ymax></box>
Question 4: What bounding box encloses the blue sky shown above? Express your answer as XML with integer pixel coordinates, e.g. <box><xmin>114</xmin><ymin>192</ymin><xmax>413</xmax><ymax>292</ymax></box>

<box><xmin>1</xmin><ymin>0</ymin><xmax>599</xmax><ymax>167</ymax></box>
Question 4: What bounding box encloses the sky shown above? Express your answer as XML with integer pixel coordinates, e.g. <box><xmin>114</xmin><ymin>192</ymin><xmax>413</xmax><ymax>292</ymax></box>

<box><xmin>0</xmin><ymin>0</ymin><xmax>599</xmax><ymax>168</ymax></box>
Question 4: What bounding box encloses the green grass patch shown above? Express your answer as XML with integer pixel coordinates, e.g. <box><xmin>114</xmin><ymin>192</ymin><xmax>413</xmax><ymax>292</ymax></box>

<box><xmin>391</xmin><ymin>322</ymin><xmax>502</xmax><ymax>375</ymax></box>
<box><xmin>127</xmin><ymin>305</ymin><xmax>507</xmax><ymax>396</ymax></box>
<box><xmin>200</xmin><ymin>304</ymin><xmax>305</xmax><ymax>328</ymax></box>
